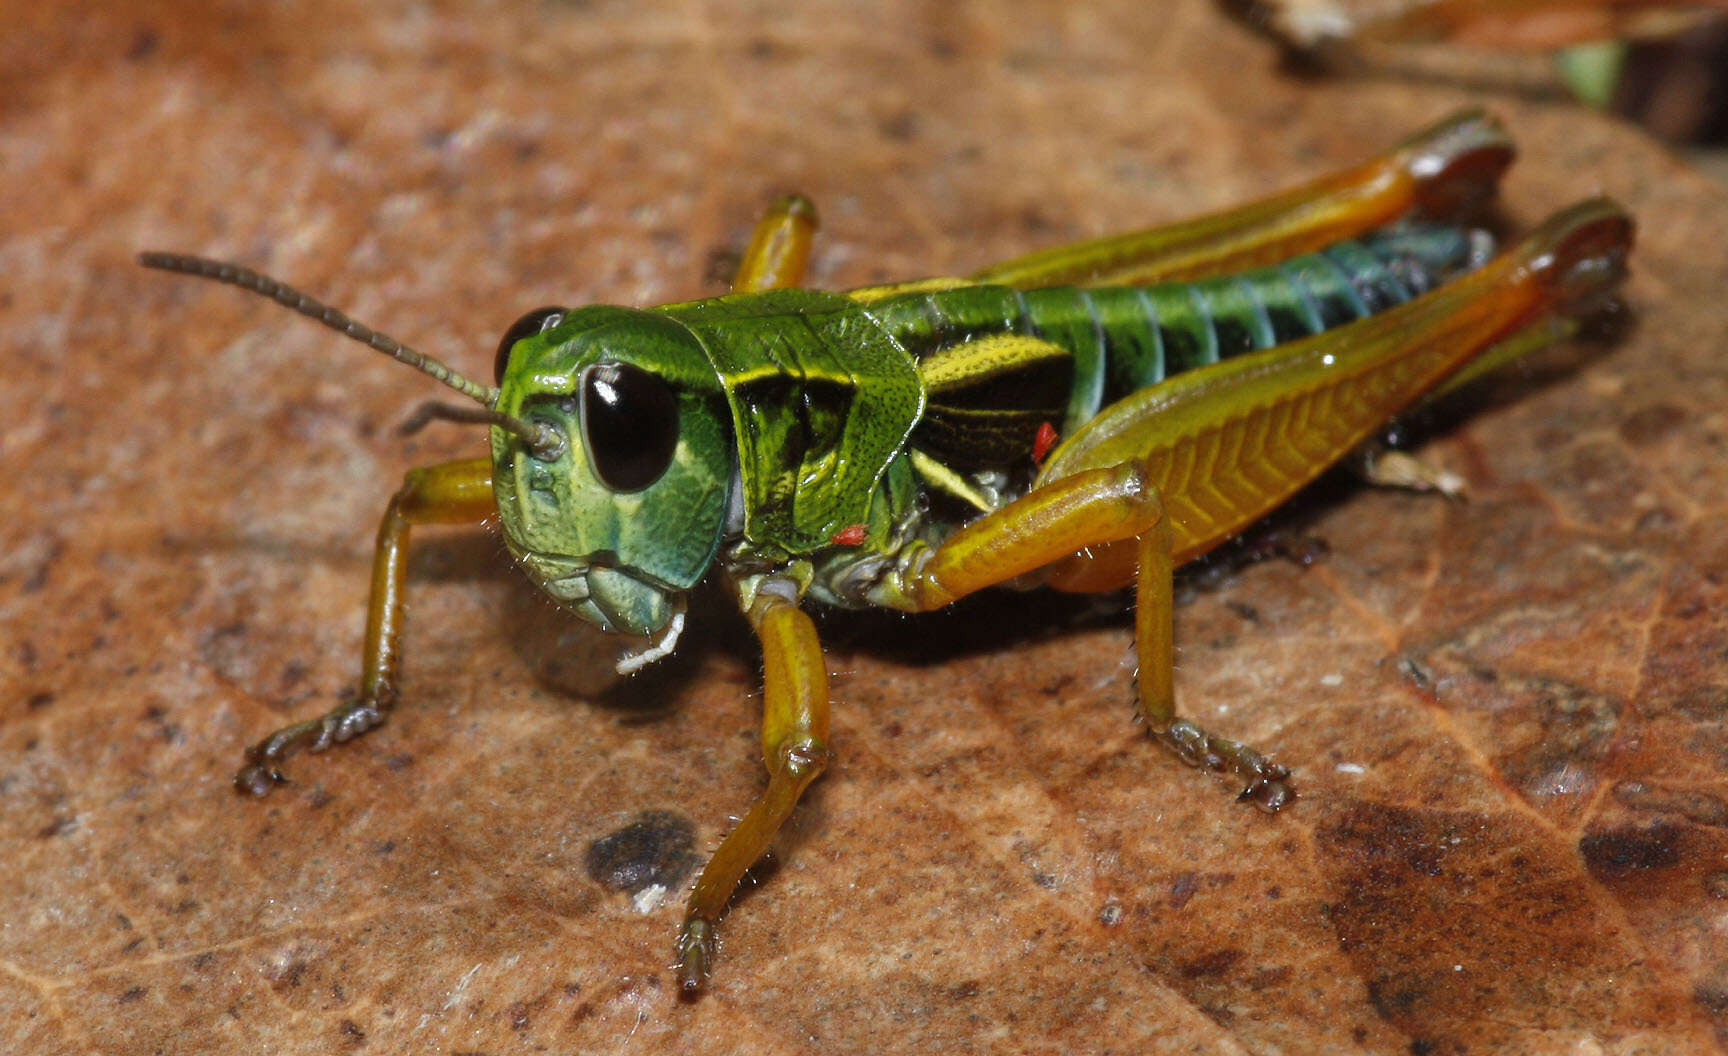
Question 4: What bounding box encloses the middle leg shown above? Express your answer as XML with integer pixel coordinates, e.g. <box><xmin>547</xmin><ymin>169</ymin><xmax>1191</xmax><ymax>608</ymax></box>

<box><xmin>868</xmin><ymin>461</ymin><xmax>1293</xmax><ymax>808</ymax></box>
<box><xmin>730</xmin><ymin>193</ymin><xmax>818</xmax><ymax>293</ymax></box>
<box><xmin>1127</xmin><ymin>511</ymin><xmax>1292</xmax><ymax>811</ymax></box>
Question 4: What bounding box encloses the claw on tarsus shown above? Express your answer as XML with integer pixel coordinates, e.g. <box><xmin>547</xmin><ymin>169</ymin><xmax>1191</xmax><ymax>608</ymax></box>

<box><xmin>1157</xmin><ymin>719</ymin><xmax>1295</xmax><ymax>812</ymax></box>
<box><xmin>230</xmin><ymin>700</ymin><xmax>388</xmax><ymax>797</ymax></box>
<box><xmin>233</xmin><ymin>761</ymin><xmax>284</xmax><ymax>797</ymax></box>
<box><xmin>1240</xmin><ymin>770</ymin><xmax>1296</xmax><ymax>813</ymax></box>
<box><xmin>674</xmin><ymin>919</ymin><xmax>715</xmax><ymax>995</ymax></box>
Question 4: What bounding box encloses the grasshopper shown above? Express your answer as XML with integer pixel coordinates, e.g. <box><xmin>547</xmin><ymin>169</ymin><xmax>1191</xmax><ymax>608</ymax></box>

<box><xmin>141</xmin><ymin>109</ymin><xmax>1633</xmax><ymax>991</ymax></box>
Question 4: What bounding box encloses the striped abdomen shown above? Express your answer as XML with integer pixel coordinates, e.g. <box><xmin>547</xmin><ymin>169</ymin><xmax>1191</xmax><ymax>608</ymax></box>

<box><xmin>868</xmin><ymin>224</ymin><xmax>1489</xmax><ymax>471</ymax></box>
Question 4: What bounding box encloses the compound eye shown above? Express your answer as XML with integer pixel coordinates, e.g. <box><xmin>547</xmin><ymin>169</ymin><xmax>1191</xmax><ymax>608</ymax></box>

<box><xmin>580</xmin><ymin>362</ymin><xmax>680</xmax><ymax>492</ymax></box>
<box><xmin>494</xmin><ymin>306</ymin><xmax>567</xmax><ymax>384</ymax></box>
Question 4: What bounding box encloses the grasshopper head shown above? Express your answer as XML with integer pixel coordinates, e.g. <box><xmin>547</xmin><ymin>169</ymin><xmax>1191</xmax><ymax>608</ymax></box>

<box><xmin>490</xmin><ymin>305</ymin><xmax>731</xmax><ymax>643</ymax></box>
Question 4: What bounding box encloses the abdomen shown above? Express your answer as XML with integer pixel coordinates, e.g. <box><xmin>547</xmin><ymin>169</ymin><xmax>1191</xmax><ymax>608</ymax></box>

<box><xmin>1037</xmin><ymin>223</ymin><xmax>1490</xmax><ymax>421</ymax></box>
<box><xmin>868</xmin><ymin>223</ymin><xmax>1489</xmax><ymax>474</ymax></box>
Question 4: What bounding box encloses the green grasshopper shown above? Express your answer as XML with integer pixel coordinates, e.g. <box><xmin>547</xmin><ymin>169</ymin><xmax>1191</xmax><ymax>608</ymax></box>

<box><xmin>141</xmin><ymin>109</ymin><xmax>1632</xmax><ymax>992</ymax></box>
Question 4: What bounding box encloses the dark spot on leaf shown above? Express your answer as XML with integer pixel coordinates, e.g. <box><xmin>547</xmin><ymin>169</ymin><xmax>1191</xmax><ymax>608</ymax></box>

<box><xmin>1368</xmin><ymin>976</ymin><xmax>1424</xmax><ymax>1018</ymax></box>
<box><xmin>1617</xmin><ymin>401</ymin><xmax>1686</xmax><ymax>446</ymax></box>
<box><xmin>584</xmin><ymin>810</ymin><xmax>699</xmax><ymax>896</ymax></box>
<box><xmin>26</xmin><ymin>691</ymin><xmax>53</xmax><ymax>710</ymax></box>
<box><xmin>1319</xmin><ymin>800</ymin><xmax>1629</xmax><ymax>1039</ymax></box>
<box><xmin>1225</xmin><ymin>600</ymin><xmax>1262</xmax><ymax>624</ymax></box>
<box><xmin>1579</xmin><ymin>823</ymin><xmax>1682</xmax><ymax>881</ymax></box>
<box><xmin>268</xmin><ymin>960</ymin><xmax>309</xmax><ymax>992</ymax></box>
<box><xmin>208</xmin><ymin>620</ymin><xmax>247</xmax><ymax>641</ymax></box>
<box><xmin>281</xmin><ymin>660</ymin><xmax>309</xmax><ymax>688</ymax></box>
<box><xmin>1695</xmin><ymin>962</ymin><xmax>1728</xmax><ymax>1017</ymax></box>
<box><xmin>1179</xmin><ymin>949</ymin><xmax>1244</xmax><ymax>979</ymax></box>
<box><xmin>1019</xmin><ymin>206</ymin><xmax>1053</xmax><ymax>234</ymax></box>
<box><xmin>1169</xmin><ymin>871</ymin><xmax>1199</xmax><ymax>909</ymax></box>
<box><xmin>118</xmin><ymin>986</ymin><xmax>147</xmax><ymax>1004</ymax></box>
<box><xmin>124</xmin><ymin>27</ymin><xmax>159</xmax><ymax>61</ymax></box>
<box><xmin>339</xmin><ymin>1019</ymin><xmax>366</xmax><ymax>1045</ymax></box>
<box><xmin>879</xmin><ymin>110</ymin><xmax>919</xmax><ymax>141</ymax></box>
<box><xmin>705</xmin><ymin>247</ymin><xmax>743</xmax><ymax>287</ymax></box>
<box><xmin>948</xmin><ymin>980</ymin><xmax>981</xmax><ymax>1000</ymax></box>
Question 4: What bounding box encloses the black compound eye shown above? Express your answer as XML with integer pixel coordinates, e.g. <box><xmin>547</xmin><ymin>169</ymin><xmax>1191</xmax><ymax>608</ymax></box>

<box><xmin>580</xmin><ymin>362</ymin><xmax>680</xmax><ymax>492</ymax></box>
<box><xmin>494</xmin><ymin>306</ymin><xmax>567</xmax><ymax>384</ymax></box>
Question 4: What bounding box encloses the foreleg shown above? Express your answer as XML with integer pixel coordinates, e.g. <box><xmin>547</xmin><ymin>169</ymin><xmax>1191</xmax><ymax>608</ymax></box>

<box><xmin>234</xmin><ymin>457</ymin><xmax>495</xmax><ymax>794</ymax></box>
<box><xmin>675</xmin><ymin>585</ymin><xmax>831</xmax><ymax>993</ymax></box>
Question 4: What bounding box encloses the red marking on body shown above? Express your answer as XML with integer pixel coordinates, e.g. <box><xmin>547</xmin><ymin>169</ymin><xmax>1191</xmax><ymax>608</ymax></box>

<box><xmin>831</xmin><ymin>524</ymin><xmax>869</xmax><ymax>547</ymax></box>
<box><xmin>1033</xmin><ymin>421</ymin><xmax>1059</xmax><ymax>465</ymax></box>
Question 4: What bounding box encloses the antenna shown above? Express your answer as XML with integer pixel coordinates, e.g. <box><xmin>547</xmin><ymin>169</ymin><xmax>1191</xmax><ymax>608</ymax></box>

<box><xmin>138</xmin><ymin>251</ymin><xmax>563</xmax><ymax>458</ymax></box>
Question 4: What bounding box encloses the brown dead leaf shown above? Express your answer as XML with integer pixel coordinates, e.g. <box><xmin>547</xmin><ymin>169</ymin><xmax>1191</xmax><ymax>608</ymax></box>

<box><xmin>3</xmin><ymin>1</ymin><xmax>1726</xmax><ymax>1053</ymax></box>
<box><xmin>1244</xmin><ymin>0</ymin><xmax>1721</xmax><ymax>49</ymax></box>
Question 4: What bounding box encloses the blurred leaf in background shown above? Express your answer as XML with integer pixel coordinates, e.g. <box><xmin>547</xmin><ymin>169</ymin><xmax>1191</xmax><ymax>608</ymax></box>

<box><xmin>1231</xmin><ymin>0</ymin><xmax>1728</xmax><ymax>181</ymax></box>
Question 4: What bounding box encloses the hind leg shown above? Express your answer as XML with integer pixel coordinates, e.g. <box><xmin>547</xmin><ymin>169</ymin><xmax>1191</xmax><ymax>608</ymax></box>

<box><xmin>731</xmin><ymin>193</ymin><xmax>818</xmax><ymax>292</ymax></box>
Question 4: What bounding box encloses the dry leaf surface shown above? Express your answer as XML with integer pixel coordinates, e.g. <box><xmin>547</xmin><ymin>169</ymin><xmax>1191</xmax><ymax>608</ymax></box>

<box><xmin>2</xmin><ymin>1</ymin><xmax>1726</xmax><ymax>1052</ymax></box>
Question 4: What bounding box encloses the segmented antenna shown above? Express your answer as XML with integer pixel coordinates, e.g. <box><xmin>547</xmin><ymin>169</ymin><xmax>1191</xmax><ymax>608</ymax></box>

<box><xmin>396</xmin><ymin>399</ymin><xmax>507</xmax><ymax>436</ymax></box>
<box><xmin>138</xmin><ymin>251</ymin><xmax>564</xmax><ymax>459</ymax></box>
